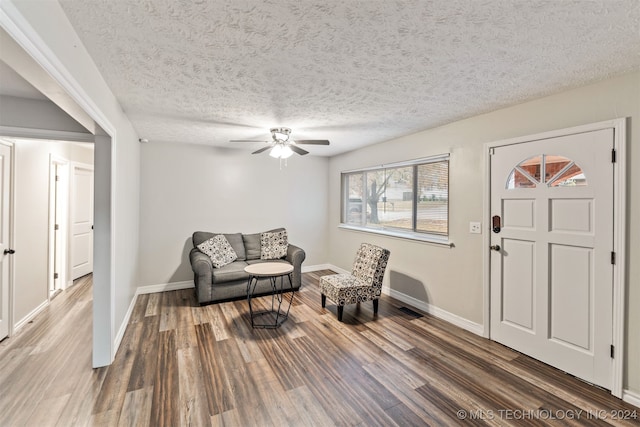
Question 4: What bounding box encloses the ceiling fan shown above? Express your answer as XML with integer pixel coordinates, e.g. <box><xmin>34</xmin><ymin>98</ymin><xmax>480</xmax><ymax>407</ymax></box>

<box><xmin>230</xmin><ymin>127</ymin><xmax>330</xmax><ymax>158</ymax></box>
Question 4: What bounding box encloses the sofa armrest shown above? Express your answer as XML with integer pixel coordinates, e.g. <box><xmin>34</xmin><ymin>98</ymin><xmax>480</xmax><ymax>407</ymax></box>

<box><xmin>286</xmin><ymin>244</ymin><xmax>305</xmax><ymax>266</ymax></box>
<box><xmin>286</xmin><ymin>244</ymin><xmax>306</xmax><ymax>288</ymax></box>
<box><xmin>190</xmin><ymin>247</ymin><xmax>212</xmax><ymax>273</ymax></box>
<box><xmin>190</xmin><ymin>248</ymin><xmax>214</xmax><ymax>303</ymax></box>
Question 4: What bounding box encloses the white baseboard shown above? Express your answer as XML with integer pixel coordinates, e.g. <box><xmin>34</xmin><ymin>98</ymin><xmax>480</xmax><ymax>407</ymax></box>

<box><xmin>383</xmin><ymin>285</ymin><xmax>484</xmax><ymax>336</ymax></box>
<box><xmin>314</xmin><ymin>264</ymin><xmax>350</xmax><ymax>274</ymax></box>
<box><xmin>302</xmin><ymin>264</ymin><xmax>349</xmax><ymax>274</ymax></box>
<box><xmin>623</xmin><ymin>389</ymin><xmax>640</xmax><ymax>408</ymax></box>
<box><xmin>136</xmin><ymin>280</ymin><xmax>194</xmax><ymax>295</ymax></box>
<box><xmin>114</xmin><ymin>292</ymin><xmax>137</xmax><ymax>353</ymax></box>
<box><xmin>13</xmin><ymin>299</ymin><xmax>49</xmax><ymax>333</ymax></box>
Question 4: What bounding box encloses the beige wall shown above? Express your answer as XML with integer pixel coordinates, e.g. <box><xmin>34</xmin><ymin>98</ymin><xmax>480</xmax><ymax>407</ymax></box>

<box><xmin>13</xmin><ymin>139</ymin><xmax>94</xmax><ymax>324</ymax></box>
<box><xmin>137</xmin><ymin>141</ymin><xmax>329</xmax><ymax>286</ymax></box>
<box><xmin>328</xmin><ymin>72</ymin><xmax>640</xmax><ymax>393</ymax></box>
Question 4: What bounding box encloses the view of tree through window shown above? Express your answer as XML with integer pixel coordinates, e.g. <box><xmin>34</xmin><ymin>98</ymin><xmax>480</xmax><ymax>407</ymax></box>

<box><xmin>342</xmin><ymin>156</ymin><xmax>449</xmax><ymax>237</ymax></box>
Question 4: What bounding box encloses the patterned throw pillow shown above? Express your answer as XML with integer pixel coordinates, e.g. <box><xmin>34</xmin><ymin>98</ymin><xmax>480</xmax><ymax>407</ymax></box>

<box><xmin>260</xmin><ymin>230</ymin><xmax>288</xmax><ymax>260</ymax></box>
<box><xmin>197</xmin><ymin>235</ymin><xmax>238</xmax><ymax>268</ymax></box>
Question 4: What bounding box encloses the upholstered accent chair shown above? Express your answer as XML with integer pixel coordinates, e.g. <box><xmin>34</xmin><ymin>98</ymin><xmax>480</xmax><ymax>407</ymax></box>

<box><xmin>320</xmin><ymin>243</ymin><xmax>391</xmax><ymax>322</ymax></box>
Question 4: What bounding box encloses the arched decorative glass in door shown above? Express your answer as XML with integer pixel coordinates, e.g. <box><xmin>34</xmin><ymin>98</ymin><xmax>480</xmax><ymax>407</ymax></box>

<box><xmin>506</xmin><ymin>154</ymin><xmax>587</xmax><ymax>189</ymax></box>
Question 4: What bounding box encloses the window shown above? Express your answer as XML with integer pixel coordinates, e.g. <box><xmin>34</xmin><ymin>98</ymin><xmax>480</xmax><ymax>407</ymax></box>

<box><xmin>341</xmin><ymin>155</ymin><xmax>449</xmax><ymax>242</ymax></box>
<box><xmin>506</xmin><ymin>154</ymin><xmax>587</xmax><ymax>189</ymax></box>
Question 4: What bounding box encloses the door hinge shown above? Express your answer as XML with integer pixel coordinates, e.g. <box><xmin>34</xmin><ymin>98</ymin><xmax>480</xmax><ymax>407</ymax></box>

<box><xmin>611</xmin><ymin>148</ymin><xmax>617</xmax><ymax>163</ymax></box>
<box><xmin>54</xmin><ymin>224</ymin><xmax>59</xmax><ymax>230</ymax></box>
<box><xmin>54</xmin><ymin>272</ymin><xmax>59</xmax><ymax>279</ymax></box>
<box><xmin>610</xmin><ymin>345</ymin><xmax>615</xmax><ymax>358</ymax></box>
<box><xmin>55</xmin><ymin>175</ymin><xmax>60</xmax><ymax>181</ymax></box>
<box><xmin>611</xmin><ymin>251</ymin><xmax>616</xmax><ymax>265</ymax></box>
<box><xmin>489</xmin><ymin>148</ymin><xmax>495</xmax><ymax>155</ymax></box>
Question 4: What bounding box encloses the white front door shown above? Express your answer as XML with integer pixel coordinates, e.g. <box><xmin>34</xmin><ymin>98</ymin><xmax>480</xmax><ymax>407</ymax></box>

<box><xmin>70</xmin><ymin>165</ymin><xmax>93</xmax><ymax>280</ymax></box>
<box><xmin>490</xmin><ymin>128</ymin><xmax>614</xmax><ymax>389</ymax></box>
<box><xmin>0</xmin><ymin>143</ymin><xmax>12</xmax><ymax>340</ymax></box>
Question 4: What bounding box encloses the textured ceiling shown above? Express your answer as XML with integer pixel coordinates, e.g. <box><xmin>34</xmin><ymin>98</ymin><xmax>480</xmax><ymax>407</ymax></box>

<box><xmin>59</xmin><ymin>0</ymin><xmax>640</xmax><ymax>156</ymax></box>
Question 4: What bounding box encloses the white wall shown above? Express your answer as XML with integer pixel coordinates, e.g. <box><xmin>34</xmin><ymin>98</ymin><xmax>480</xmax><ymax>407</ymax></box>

<box><xmin>68</xmin><ymin>142</ymin><xmax>94</xmax><ymax>164</ymax></box>
<box><xmin>328</xmin><ymin>72</ymin><xmax>640</xmax><ymax>394</ymax></box>
<box><xmin>137</xmin><ymin>141</ymin><xmax>329</xmax><ymax>286</ymax></box>
<box><xmin>13</xmin><ymin>138</ymin><xmax>93</xmax><ymax>324</ymax></box>
<box><xmin>4</xmin><ymin>0</ymin><xmax>141</xmax><ymax>366</ymax></box>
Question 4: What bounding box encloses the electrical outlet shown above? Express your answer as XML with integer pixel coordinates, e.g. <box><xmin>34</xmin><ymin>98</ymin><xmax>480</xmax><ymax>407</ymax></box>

<box><xmin>470</xmin><ymin>222</ymin><xmax>482</xmax><ymax>234</ymax></box>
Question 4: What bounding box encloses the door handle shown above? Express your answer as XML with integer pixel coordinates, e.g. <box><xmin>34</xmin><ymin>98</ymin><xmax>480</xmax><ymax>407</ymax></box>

<box><xmin>490</xmin><ymin>245</ymin><xmax>501</xmax><ymax>251</ymax></box>
<box><xmin>3</xmin><ymin>249</ymin><xmax>15</xmax><ymax>255</ymax></box>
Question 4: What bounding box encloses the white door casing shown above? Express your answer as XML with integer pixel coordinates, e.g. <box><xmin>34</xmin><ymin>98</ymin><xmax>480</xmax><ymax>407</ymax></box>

<box><xmin>0</xmin><ymin>142</ymin><xmax>13</xmax><ymax>340</ymax></box>
<box><xmin>70</xmin><ymin>164</ymin><xmax>93</xmax><ymax>280</ymax></box>
<box><xmin>48</xmin><ymin>156</ymin><xmax>69</xmax><ymax>295</ymax></box>
<box><xmin>490</xmin><ymin>128</ymin><xmax>615</xmax><ymax>390</ymax></box>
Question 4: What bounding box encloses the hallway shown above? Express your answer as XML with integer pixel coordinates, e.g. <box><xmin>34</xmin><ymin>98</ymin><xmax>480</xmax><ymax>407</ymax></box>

<box><xmin>0</xmin><ymin>275</ymin><xmax>100</xmax><ymax>425</ymax></box>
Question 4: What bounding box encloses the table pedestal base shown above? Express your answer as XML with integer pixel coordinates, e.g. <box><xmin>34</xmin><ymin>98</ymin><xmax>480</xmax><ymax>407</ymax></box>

<box><xmin>247</xmin><ymin>273</ymin><xmax>294</xmax><ymax>329</ymax></box>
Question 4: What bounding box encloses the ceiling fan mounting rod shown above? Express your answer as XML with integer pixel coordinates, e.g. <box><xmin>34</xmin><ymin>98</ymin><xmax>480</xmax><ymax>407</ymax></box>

<box><xmin>270</xmin><ymin>127</ymin><xmax>291</xmax><ymax>142</ymax></box>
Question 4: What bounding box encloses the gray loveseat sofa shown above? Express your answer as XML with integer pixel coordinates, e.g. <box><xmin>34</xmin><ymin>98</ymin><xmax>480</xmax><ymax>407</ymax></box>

<box><xmin>189</xmin><ymin>228</ymin><xmax>306</xmax><ymax>305</ymax></box>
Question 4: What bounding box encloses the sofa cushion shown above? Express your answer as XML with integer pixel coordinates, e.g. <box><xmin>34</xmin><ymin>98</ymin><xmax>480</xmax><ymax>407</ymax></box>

<box><xmin>261</xmin><ymin>229</ymin><xmax>288</xmax><ymax>259</ymax></box>
<box><xmin>212</xmin><ymin>261</ymin><xmax>249</xmax><ymax>283</ymax></box>
<box><xmin>243</xmin><ymin>233</ymin><xmax>262</xmax><ymax>260</ymax></box>
<box><xmin>223</xmin><ymin>233</ymin><xmax>246</xmax><ymax>261</ymax></box>
<box><xmin>197</xmin><ymin>235</ymin><xmax>238</xmax><ymax>268</ymax></box>
<box><xmin>194</xmin><ymin>231</ymin><xmax>246</xmax><ymax>260</ymax></box>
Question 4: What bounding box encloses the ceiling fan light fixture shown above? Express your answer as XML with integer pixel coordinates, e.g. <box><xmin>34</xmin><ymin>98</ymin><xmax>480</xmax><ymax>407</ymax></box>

<box><xmin>269</xmin><ymin>144</ymin><xmax>283</xmax><ymax>158</ymax></box>
<box><xmin>269</xmin><ymin>143</ymin><xmax>294</xmax><ymax>159</ymax></box>
<box><xmin>280</xmin><ymin>145</ymin><xmax>293</xmax><ymax>159</ymax></box>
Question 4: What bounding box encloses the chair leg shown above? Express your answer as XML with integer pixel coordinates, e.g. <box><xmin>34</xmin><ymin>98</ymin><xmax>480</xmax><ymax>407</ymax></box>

<box><xmin>337</xmin><ymin>306</ymin><xmax>344</xmax><ymax>322</ymax></box>
<box><xmin>373</xmin><ymin>299</ymin><xmax>379</xmax><ymax>315</ymax></box>
<box><xmin>321</xmin><ymin>294</ymin><xmax>326</xmax><ymax>308</ymax></box>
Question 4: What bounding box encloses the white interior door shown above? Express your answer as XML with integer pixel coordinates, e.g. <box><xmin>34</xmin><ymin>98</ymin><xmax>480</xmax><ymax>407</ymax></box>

<box><xmin>48</xmin><ymin>157</ymin><xmax>69</xmax><ymax>295</ymax></box>
<box><xmin>70</xmin><ymin>164</ymin><xmax>93</xmax><ymax>280</ymax></box>
<box><xmin>490</xmin><ymin>128</ymin><xmax>614</xmax><ymax>389</ymax></box>
<box><xmin>0</xmin><ymin>143</ymin><xmax>13</xmax><ymax>340</ymax></box>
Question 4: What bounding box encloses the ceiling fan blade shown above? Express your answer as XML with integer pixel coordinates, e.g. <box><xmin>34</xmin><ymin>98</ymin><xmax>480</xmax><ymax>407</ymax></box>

<box><xmin>230</xmin><ymin>139</ymin><xmax>269</xmax><ymax>143</ymax></box>
<box><xmin>290</xmin><ymin>145</ymin><xmax>309</xmax><ymax>156</ymax></box>
<box><xmin>295</xmin><ymin>139</ymin><xmax>330</xmax><ymax>145</ymax></box>
<box><xmin>251</xmin><ymin>146</ymin><xmax>271</xmax><ymax>154</ymax></box>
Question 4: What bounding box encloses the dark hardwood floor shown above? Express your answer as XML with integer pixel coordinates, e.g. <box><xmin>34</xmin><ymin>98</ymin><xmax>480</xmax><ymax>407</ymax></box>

<box><xmin>0</xmin><ymin>271</ymin><xmax>638</xmax><ymax>426</ymax></box>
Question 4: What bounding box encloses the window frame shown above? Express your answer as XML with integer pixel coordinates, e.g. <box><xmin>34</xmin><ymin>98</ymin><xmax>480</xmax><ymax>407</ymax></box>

<box><xmin>339</xmin><ymin>154</ymin><xmax>452</xmax><ymax>246</ymax></box>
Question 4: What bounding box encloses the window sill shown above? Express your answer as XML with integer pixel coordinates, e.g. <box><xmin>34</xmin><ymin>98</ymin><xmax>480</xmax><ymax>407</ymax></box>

<box><xmin>338</xmin><ymin>224</ymin><xmax>454</xmax><ymax>248</ymax></box>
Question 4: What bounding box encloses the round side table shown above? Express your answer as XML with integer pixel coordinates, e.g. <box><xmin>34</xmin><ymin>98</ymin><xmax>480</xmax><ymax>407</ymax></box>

<box><xmin>244</xmin><ymin>262</ymin><xmax>295</xmax><ymax>328</ymax></box>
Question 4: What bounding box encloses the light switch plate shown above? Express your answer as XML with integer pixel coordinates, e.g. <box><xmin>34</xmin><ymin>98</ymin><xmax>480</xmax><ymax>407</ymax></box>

<box><xmin>470</xmin><ymin>222</ymin><xmax>482</xmax><ymax>234</ymax></box>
